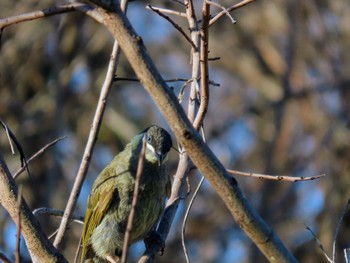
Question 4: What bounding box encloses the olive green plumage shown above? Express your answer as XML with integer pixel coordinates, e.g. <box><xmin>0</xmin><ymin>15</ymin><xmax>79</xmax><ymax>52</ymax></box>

<box><xmin>80</xmin><ymin>126</ymin><xmax>172</xmax><ymax>263</ymax></box>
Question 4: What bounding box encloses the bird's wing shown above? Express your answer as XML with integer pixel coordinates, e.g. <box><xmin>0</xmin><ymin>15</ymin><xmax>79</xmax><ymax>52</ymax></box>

<box><xmin>80</xmin><ymin>167</ymin><xmax>119</xmax><ymax>261</ymax></box>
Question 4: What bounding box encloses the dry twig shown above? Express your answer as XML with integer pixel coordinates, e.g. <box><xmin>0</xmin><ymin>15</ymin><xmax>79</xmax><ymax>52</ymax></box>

<box><xmin>121</xmin><ymin>135</ymin><xmax>147</xmax><ymax>263</ymax></box>
<box><xmin>13</xmin><ymin>136</ymin><xmax>66</xmax><ymax>179</ymax></box>
<box><xmin>146</xmin><ymin>5</ymin><xmax>186</xmax><ymax>18</ymax></box>
<box><xmin>15</xmin><ymin>186</ymin><xmax>22</xmax><ymax>263</ymax></box>
<box><xmin>148</xmin><ymin>5</ymin><xmax>198</xmax><ymax>51</ymax></box>
<box><xmin>0</xmin><ymin>3</ymin><xmax>101</xmax><ymax>30</ymax></box>
<box><xmin>209</xmin><ymin>0</ymin><xmax>255</xmax><ymax>26</ymax></box>
<box><xmin>227</xmin><ymin>169</ymin><xmax>326</xmax><ymax>182</ymax></box>
<box><xmin>53</xmin><ymin>35</ymin><xmax>122</xmax><ymax>250</ymax></box>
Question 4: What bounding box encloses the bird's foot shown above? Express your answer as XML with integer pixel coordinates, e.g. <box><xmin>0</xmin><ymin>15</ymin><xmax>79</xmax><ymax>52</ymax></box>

<box><xmin>144</xmin><ymin>230</ymin><xmax>166</xmax><ymax>255</ymax></box>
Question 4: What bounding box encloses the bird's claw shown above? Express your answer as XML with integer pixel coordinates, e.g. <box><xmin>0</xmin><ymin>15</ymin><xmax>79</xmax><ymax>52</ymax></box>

<box><xmin>144</xmin><ymin>231</ymin><xmax>166</xmax><ymax>255</ymax></box>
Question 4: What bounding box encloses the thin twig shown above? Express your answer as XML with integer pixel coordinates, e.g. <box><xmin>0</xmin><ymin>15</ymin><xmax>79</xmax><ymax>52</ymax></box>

<box><xmin>192</xmin><ymin>1</ymin><xmax>210</xmax><ymax>130</ymax></box>
<box><xmin>0</xmin><ymin>120</ymin><xmax>31</xmax><ymax>179</ymax></box>
<box><xmin>13</xmin><ymin>136</ymin><xmax>66</xmax><ymax>179</ymax></box>
<box><xmin>146</xmin><ymin>5</ymin><xmax>187</xmax><ymax>18</ymax></box>
<box><xmin>121</xmin><ymin>135</ymin><xmax>147</xmax><ymax>263</ymax></box>
<box><xmin>181</xmin><ymin>126</ymin><xmax>206</xmax><ymax>263</ymax></box>
<box><xmin>205</xmin><ymin>0</ymin><xmax>236</xmax><ymax>24</ymax></box>
<box><xmin>0</xmin><ymin>3</ymin><xmax>99</xmax><ymax>30</ymax></box>
<box><xmin>0</xmin><ymin>252</ymin><xmax>12</xmax><ymax>263</ymax></box>
<box><xmin>333</xmin><ymin>198</ymin><xmax>350</xmax><ymax>262</ymax></box>
<box><xmin>209</xmin><ymin>0</ymin><xmax>255</xmax><ymax>26</ymax></box>
<box><xmin>33</xmin><ymin>207</ymin><xmax>84</xmax><ymax>224</ymax></box>
<box><xmin>148</xmin><ymin>5</ymin><xmax>198</xmax><ymax>51</ymax></box>
<box><xmin>227</xmin><ymin>169</ymin><xmax>326</xmax><ymax>182</ymax></box>
<box><xmin>344</xmin><ymin>248</ymin><xmax>350</xmax><ymax>263</ymax></box>
<box><xmin>15</xmin><ymin>186</ymin><xmax>22</xmax><ymax>263</ymax></box>
<box><xmin>182</xmin><ymin>175</ymin><xmax>204</xmax><ymax>263</ymax></box>
<box><xmin>178</xmin><ymin>78</ymin><xmax>197</xmax><ymax>103</ymax></box>
<box><xmin>53</xmin><ymin>38</ymin><xmax>121</xmax><ymax>249</ymax></box>
<box><xmin>305</xmin><ymin>225</ymin><xmax>333</xmax><ymax>263</ymax></box>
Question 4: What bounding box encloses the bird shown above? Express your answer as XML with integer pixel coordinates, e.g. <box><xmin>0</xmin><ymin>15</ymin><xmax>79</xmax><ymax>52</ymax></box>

<box><xmin>80</xmin><ymin>125</ymin><xmax>173</xmax><ymax>263</ymax></box>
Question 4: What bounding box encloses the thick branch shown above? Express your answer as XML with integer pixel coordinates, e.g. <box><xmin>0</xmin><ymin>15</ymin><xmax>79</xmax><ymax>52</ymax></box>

<box><xmin>0</xmin><ymin>153</ymin><xmax>67</xmax><ymax>263</ymax></box>
<box><xmin>96</xmin><ymin>5</ymin><xmax>297</xmax><ymax>263</ymax></box>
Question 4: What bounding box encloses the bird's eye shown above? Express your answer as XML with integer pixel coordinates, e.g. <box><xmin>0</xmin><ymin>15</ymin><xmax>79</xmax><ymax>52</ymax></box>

<box><xmin>146</xmin><ymin>134</ymin><xmax>152</xmax><ymax>143</ymax></box>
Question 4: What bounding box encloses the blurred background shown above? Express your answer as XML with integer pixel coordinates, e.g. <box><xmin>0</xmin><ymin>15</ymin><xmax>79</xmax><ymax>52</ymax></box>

<box><xmin>1</xmin><ymin>0</ymin><xmax>350</xmax><ymax>262</ymax></box>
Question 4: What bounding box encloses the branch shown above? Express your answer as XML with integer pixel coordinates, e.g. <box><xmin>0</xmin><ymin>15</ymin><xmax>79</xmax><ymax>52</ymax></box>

<box><xmin>121</xmin><ymin>135</ymin><xmax>147</xmax><ymax>263</ymax></box>
<box><xmin>192</xmin><ymin>0</ymin><xmax>210</xmax><ymax>130</ymax></box>
<box><xmin>53</xmin><ymin>0</ymin><xmax>129</xmax><ymax>250</ymax></box>
<box><xmin>333</xmin><ymin>198</ymin><xmax>350</xmax><ymax>262</ymax></box>
<box><xmin>95</xmin><ymin>4</ymin><xmax>297</xmax><ymax>263</ymax></box>
<box><xmin>209</xmin><ymin>0</ymin><xmax>255</xmax><ymax>26</ymax></box>
<box><xmin>0</xmin><ymin>153</ymin><xmax>67</xmax><ymax>262</ymax></box>
<box><xmin>15</xmin><ymin>186</ymin><xmax>23</xmax><ymax>263</ymax></box>
<box><xmin>0</xmin><ymin>252</ymin><xmax>12</xmax><ymax>263</ymax></box>
<box><xmin>148</xmin><ymin>5</ymin><xmax>198</xmax><ymax>51</ymax></box>
<box><xmin>13</xmin><ymin>136</ymin><xmax>66</xmax><ymax>179</ymax></box>
<box><xmin>53</xmin><ymin>34</ymin><xmax>120</xmax><ymax>250</ymax></box>
<box><xmin>305</xmin><ymin>226</ymin><xmax>333</xmax><ymax>263</ymax></box>
<box><xmin>32</xmin><ymin>207</ymin><xmax>84</xmax><ymax>224</ymax></box>
<box><xmin>0</xmin><ymin>3</ymin><xmax>100</xmax><ymax>30</ymax></box>
<box><xmin>145</xmin><ymin>5</ymin><xmax>187</xmax><ymax>18</ymax></box>
<box><xmin>206</xmin><ymin>0</ymin><xmax>236</xmax><ymax>24</ymax></box>
<box><xmin>227</xmin><ymin>169</ymin><xmax>326</xmax><ymax>182</ymax></box>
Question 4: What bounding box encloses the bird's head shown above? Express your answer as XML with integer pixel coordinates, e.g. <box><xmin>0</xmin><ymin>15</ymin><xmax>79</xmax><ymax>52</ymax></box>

<box><xmin>142</xmin><ymin>125</ymin><xmax>173</xmax><ymax>166</ymax></box>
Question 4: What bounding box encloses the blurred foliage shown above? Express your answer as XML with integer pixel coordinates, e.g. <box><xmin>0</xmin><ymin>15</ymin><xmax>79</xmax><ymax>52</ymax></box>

<box><xmin>1</xmin><ymin>0</ymin><xmax>350</xmax><ymax>262</ymax></box>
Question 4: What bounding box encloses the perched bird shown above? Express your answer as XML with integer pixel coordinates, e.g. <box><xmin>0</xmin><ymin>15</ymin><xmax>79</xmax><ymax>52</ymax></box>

<box><xmin>80</xmin><ymin>125</ymin><xmax>173</xmax><ymax>263</ymax></box>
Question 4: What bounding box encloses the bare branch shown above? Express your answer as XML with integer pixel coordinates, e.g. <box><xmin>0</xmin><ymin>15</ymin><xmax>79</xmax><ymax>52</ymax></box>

<box><xmin>121</xmin><ymin>135</ymin><xmax>147</xmax><ymax>263</ymax></box>
<box><xmin>344</xmin><ymin>248</ymin><xmax>350</xmax><ymax>263</ymax></box>
<box><xmin>32</xmin><ymin>207</ymin><xmax>84</xmax><ymax>224</ymax></box>
<box><xmin>145</xmin><ymin>5</ymin><xmax>187</xmax><ymax>18</ymax></box>
<box><xmin>305</xmin><ymin>225</ymin><xmax>333</xmax><ymax>263</ymax></box>
<box><xmin>0</xmin><ymin>120</ymin><xmax>31</xmax><ymax>181</ymax></box>
<box><xmin>97</xmin><ymin>4</ymin><xmax>298</xmax><ymax>262</ymax></box>
<box><xmin>206</xmin><ymin>0</ymin><xmax>236</xmax><ymax>24</ymax></box>
<box><xmin>333</xmin><ymin>198</ymin><xmax>350</xmax><ymax>262</ymax></box>
<box><xmin>13</xmin><ymin>136</ymin><xmax>67</xmax><ymax>179</ymax></box>
<box><xmin>15</xmin><ymin>186</ymin><xmax>23</xmax><ymax>263</ymax></box>
<box><xmin>209</xmin><ymin>0</ymin><xmax>255</xmax><ymax>26</ymax></box>
<box><xmin>227</xmin><ymin>169</ymin><xmax>326</xmax><ymax>182</ymax></box>
<box><xmin>148</xmin><ymin>5</ymin><xmax>198</xmax><ymax>51</ymax></box>
<box><xmin>53</xmin><ymin>35</ymin><xmax>122</xmax><ymax>250</ymax></box>
<box><xmin>0</xmin><ymin>252</ymin><xmax>12</xmax><ymax>263</ymax></box>
<box><xmin>192</xmin><ymin>1</ymin><xmax>210</xmax><ymax>130</ymax></box>
<box><xmin>0</xmin><ymin>3</ymin><xmax>100</xmax><ymax>30</ymax></box>
<box><xmin>0</xmin><ymin>153</ymin><xmax>67</xmax><ymax>262</ymax></box>
<box><xmin>182</xmin><ymin>176</ymin><xmax>205</xmax><ymax>263</ymax></box>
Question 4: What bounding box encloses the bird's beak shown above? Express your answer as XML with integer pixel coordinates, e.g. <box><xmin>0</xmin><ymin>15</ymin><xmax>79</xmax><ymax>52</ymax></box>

<box><xmin>156</xmin><ymin>152</ymin><xmax>165</xmax><ymax>166</ymax></box>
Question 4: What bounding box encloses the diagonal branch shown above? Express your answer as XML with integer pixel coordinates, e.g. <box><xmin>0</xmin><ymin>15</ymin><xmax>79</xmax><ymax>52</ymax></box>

<box><xmin>0</xmin><ymin>153</ymin><xmax>68</xmax><ymax>262</ymax></box>
<box><xmin>95</xmin><ymin>4</ymin><xmax>297</xmax><ymax>262</ymax></box>
<box><xmin>53</xmin><ymin>0</ymin><xmax>130</xmax><ymax>250</ymax></box>
<box><xmin>13</xmin><ymin>136</ymin><xmax>66</xmax><ymax>179</ymax></box>
<box><xmin>148</xmin><ymin>5</ymin><xmax>198</xmax><ymax>51</ymax></box>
